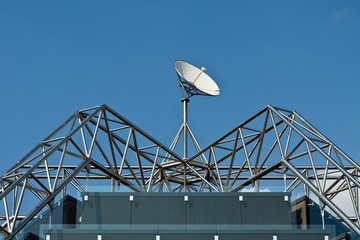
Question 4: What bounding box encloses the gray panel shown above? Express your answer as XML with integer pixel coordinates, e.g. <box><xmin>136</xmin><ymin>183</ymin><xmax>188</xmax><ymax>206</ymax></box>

<box><xmin>187</xmin><ymin>196</ymin><xmax>241</xmax><ymax>224</ymax></box>
<box><xmin>24</xmin><ymin>196</ymin><xmax>78</xmax><ymax>238</ymax></box>
<box><xmin>278</xmin><ymin>234</ymin><xmax>326</xmax><ymax>240</ymax></box>
<box><xmin>49</xmin><ymin>233</ymin><xmax>95</xmax><ymax>240</ymax></box>
<box><xmin>104</xmin><ymin>234</ymin><xmax>155</xmax><ymax>240</ymax></box>
<box><xmin>80</xmin><ymin>195</ymin><xmax>131</xmax><ymax>224</ymax></box>
<box><xmin>62</xmin><ymin>195</ymin><xmax>78</xmax><ymax>226</ymax></box>
<box><xmin>161</xmin><ymin>234</ymin><xmax>211</xmax><ymax>240</ymax></box>
<box><xmin>242</xmin><ymin>196</ymin><xmax>291</xmax><ymax>224</ymax></box>
<box><xmin>51</xmin><ymin>204</ymin><xmax>65</xmax><ymax>225</ymax></box>
<box><xmin>222</xmin><ymin>234</ymin><xmax>273</xmax><ymax>240</ymax></box>
<box><xmin>132</xmin><ymin>196</ymin><xmax>186</xmax><ymax>224</ymax></box>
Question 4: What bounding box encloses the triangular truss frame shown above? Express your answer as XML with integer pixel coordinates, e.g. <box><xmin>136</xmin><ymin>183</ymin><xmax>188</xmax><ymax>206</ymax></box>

<box><xmin>1</xmin><ymin>104</ymin><xmax>360</xmax><ymax>239</ymax></box>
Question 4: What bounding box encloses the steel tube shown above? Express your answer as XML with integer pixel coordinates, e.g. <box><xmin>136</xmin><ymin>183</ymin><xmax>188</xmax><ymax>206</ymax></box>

<box><xmin>282</xmin><ymin>159</ymin><xmax>360</xmax><ymax>236</ymax></box>
<box><xmin>0</xmin><ymin>105</ymin><xmax>104</xmax><ymax>201</ymax></box>
<box><xmin>4</xmin><ymin>158</ymin><xmax>92</xmax><ymax>240</ymax></box>
<box><xmin>268</xmin><ymin>105</ymin><xmax>360</xmax><ymax>188</ymax></box>
<box><xmin>182</xmin><ymin>98</ymin><xmax>189</xmax><ymax>160</ymax></box>
<box><xmin>293</xmin><ymin>111</ymin><xmax>360</xmax><ymax>171</ymax></box>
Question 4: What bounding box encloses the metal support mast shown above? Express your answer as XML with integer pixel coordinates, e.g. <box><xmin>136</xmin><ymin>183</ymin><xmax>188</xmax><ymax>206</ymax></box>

<box><xmin>182</xmin><ymin>98</ymin><xmax>189</xmax><ymax>160</ymax></box>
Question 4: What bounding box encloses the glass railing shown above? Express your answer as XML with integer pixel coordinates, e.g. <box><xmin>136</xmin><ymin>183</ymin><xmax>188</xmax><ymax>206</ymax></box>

<box><xmin>43</xmin><ymin>223</ymin><xmax>331</xmax><ymax>230</ymax></box>
<box><xmin>13</xmin><ymin>223</ymin><xmax>344</xmax><ymax>240</ymax></box>
<box><xmin>12</xmin><ymin>190</ymin><xmax>359</xmax><ymax>240</ymax></box>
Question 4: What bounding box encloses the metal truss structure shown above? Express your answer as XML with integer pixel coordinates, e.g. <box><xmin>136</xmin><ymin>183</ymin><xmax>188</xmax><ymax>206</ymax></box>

<box><xmin>1</xmin><ymin>104</ymin><xmax>360</xmax><ymax>239</ymax></box>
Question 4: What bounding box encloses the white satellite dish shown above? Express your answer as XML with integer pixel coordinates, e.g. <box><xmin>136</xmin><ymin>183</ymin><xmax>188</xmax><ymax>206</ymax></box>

<box><xmin>173</xmin><ymin>60</ymin><xmax>220</xmax><ymax>160</ymax></box>
<box><xmin>175</xmin><ymin>60</ymin><xmax>220</xmax><ymax>96</ymax></box>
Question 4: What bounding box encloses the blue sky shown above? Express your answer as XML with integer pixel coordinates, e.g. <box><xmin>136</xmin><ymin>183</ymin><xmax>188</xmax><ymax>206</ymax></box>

<box><xmin>0</xmin><ymin>1</ymin><xmax>359</xmax><ymax>173</ymax></box>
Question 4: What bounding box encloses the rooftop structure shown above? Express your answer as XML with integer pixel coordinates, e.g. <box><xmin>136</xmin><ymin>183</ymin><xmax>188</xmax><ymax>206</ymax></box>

<box><xmin>1</xmin><ymin>61</ymin><xmax>359</xmax><ymax>239</ymax></box>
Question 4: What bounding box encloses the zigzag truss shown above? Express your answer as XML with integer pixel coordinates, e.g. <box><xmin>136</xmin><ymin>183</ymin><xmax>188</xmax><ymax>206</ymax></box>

<box><xmin>1</xmin><ymin>105</ymin><xmax>359</xmax><ymax>239</ymax></box>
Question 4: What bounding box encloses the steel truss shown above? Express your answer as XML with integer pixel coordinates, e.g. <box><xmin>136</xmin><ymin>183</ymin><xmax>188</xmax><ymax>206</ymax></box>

<box><xmin>0</xmin><ymin>104</ymin><xmax>360</xmax><ymax>239</ymax></box>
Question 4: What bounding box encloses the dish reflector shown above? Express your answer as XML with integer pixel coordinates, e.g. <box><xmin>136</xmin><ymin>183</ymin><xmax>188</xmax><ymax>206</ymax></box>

<box><xmin>175</xmin><ymin>60</ymin><xmax>220</xmax><ymax>96</ymax></box>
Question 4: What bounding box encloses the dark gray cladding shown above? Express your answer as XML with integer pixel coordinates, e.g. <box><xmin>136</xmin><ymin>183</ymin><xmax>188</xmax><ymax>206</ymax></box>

<box><xmin>23</xmin><ymin>192</ymin><xmax>333</xmax><ymax>240</ymax></box>
<box><xmin>78</xmin><ymin>192</ymin><xmax>292</xmax><ymax>225</ymax></box>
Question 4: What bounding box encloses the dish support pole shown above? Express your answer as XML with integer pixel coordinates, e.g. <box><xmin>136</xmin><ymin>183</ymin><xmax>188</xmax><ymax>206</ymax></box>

<box><xmin>182</xmin><ymin>98</ymin><xmax>189</xmax><ymax>160</ymax></box>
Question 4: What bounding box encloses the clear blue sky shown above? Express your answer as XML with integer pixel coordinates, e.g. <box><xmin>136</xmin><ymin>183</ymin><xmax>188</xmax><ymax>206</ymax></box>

<box><xmin>0</xmin><ymin>1</ymin><xmax>359</xmax><ymax>174</ymax></box>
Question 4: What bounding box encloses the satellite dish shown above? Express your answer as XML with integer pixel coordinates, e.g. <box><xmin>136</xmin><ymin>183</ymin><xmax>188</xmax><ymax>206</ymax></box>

<box><xmin>175</xmin><ymin>60</ymin><xmax>220</xmax><ymax>96</ymax></box>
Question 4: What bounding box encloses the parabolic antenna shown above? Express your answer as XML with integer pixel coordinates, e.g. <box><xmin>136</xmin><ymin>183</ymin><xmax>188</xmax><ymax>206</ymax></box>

<box><xmin>175</xmin><ymin>60</ymin><xmax>220</xmax><ymax>96</ymax></box>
